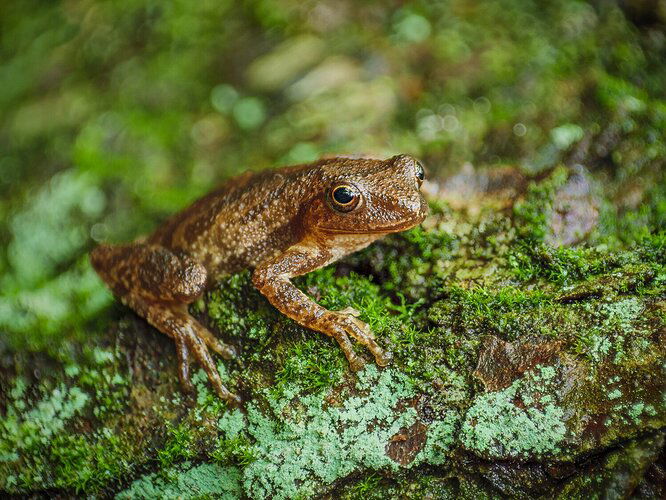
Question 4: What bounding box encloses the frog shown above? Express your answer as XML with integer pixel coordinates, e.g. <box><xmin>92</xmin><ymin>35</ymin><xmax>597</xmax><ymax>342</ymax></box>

<box><xmin>90</xmin><ymin>154</ymin><xmax>427</xmax><ymax>403</ymax></box>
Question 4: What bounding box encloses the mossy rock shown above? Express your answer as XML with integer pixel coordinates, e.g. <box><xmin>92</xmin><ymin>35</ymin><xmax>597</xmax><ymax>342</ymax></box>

<box><xmin>1</xmin><ymin>164</ymin><xmax>664</xmax><ymax>499</ymax></box>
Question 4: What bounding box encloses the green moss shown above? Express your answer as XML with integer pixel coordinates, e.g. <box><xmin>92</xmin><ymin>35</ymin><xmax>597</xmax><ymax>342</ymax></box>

<box><xmin>275</xmin><ymin>338</ymin><xmax>346</xmax><ymax>393</ymax></box>
<box><xmin>48</xmin><ymin>433</ymin><xmax>133</xmax><ymax>493</ymax></box>
<box><xmin>0</xmin><ymin>380</ymin><xmax>89</xmax><ymax>459</ymax></box>
<box><xmin>0</xmin><ymin>378</ymin><xmax>135</xmax><ymax>493</ymax></box>
<box><xmin>0</xmin><ymin>170</ymin><xmax>112</xmax><ymax>357</ymax></box>
<box><xmin>509</xmin><ymin>243</ymin><xmax>631</xmax><ymax>285</ymax></box>
<box><xmin>205</xmin><ymin>271</ymin><xmax>278</xmax><ymax>350</ymax></box>
<box><xmin>345</xmin><ymin>473</ymin><xmax>384</xmax><ymax>499</ymax></box>
<box><xmin>349</xmin><ymin>225</ymin><xmax>456</xmax><ymax>300</ymax></box>
<box><xmin>443</xmin><ymin>285</ymin><xmax>554</xmax><ymax>328</ymax></box>
<box><xmin>513</xmin><ymin>166</ymin><xmax>569</xmax><ymax>241</ymax></box>
<box><xmin>158</xmin><ymin>423</ymin><xmax>196</xmax><ymax>471</ymax></box>
<box><xmin>0</xmin><ymin>348</ymin><xmax>136</xmax><ymax>494</ymax></box>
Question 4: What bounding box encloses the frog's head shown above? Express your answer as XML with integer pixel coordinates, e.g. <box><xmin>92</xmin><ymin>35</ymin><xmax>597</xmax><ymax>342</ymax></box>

<box><xmin>304</xmin><ymin>154</ymin><xmax>428</xmax><ymax>235</ymax></box>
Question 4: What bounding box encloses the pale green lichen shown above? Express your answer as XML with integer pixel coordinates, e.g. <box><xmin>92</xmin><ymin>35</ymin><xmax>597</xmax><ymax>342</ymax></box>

<box><xmin>608</xmin><ymin>389</ymin><xmax>622</xmax><ymax>400</ymax></box>
<box><xmin>419</xmin><ymin>412</ymin><xmax>460</xmax><ymax>466</ymax></box>
<box><xmin>217</xmin><ymin>408</ymin><xmax>246</xmax><ymax>440</ymax></box>
<box><xmin>0</xmin><ymin>170</ymin><xmax>112</xmax><ymax>355</ymax></box>
<box><xmin>0</xmin><ymin>350</ymin><xmax>138</xmax><ymax>493</ymax></box>
<box><xmin>602</xmin><ymin>298</ymin><xmax>643</xmax><ymax>331</ymax></box>
<box><xmin>242</xmin><ymin>366</ymin><xmax>416</xmax><ymax>499</ymax></box>
<box><xmin>211</xmin><ymin>365</ymin><xmax>458</xmax><ymax>499</ymax></box>
<box><xmin>117</xmin><ymin>463</ymin><xmax>242</xmax><ymax>500</ymax></box>
<box><xmin>573</xmin><ymin>296</ymin><xmax>652</xmax><ymax>364</ymax></box>
<box><xmin>461</xmin><ymin>365</ymin><xmax>567</xmax><ymax>459</ymax></box>
<box><xmin>0</xmin><ymin>379</ymin><xmax>89</xmax><ymax>462</ymax></box>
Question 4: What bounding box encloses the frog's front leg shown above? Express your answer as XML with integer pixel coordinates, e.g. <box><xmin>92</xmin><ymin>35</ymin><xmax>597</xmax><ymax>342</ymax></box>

<box><xmin>91</xmin><ymin>243</ymin><xmax>240</xmax><ymax>403</ymax></box>
<box><xmin>252</xmin><ymin>242</ymin><xmax>392</xmax><ymax>370</ymax></box>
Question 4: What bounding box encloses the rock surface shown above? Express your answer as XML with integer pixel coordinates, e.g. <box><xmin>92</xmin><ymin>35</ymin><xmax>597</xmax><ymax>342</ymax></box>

<box><xmin>1</xmin><ymin>164</ymin><xmax>664</xmax><ymax>499</ymax></box>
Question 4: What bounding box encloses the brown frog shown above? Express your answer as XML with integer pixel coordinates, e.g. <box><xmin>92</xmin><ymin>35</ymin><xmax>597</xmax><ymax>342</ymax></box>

<box><xmin>91</xmin><ymin>155</ymin><xmax>427</xmax><ymax>403</ymax></box>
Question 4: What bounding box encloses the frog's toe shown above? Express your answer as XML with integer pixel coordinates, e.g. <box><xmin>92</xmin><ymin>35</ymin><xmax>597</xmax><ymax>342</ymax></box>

<box><xmin>195</xmin><ymin>325</ymin><xmax>237</xmax><ymax>360</ymax></box>
<box><xmin>211</xmin><ymin>339</ymin><xmax>237</xmax><ymax>359</ymax></box>
<box><xmin>339</xmin><ymin>306</ymin><xmax>362</xmax><ymax>318</ymax></box>
<box><xmin>338</xmin><ymin>315</ymin><xmax>388</xmax><ymax>367</ymax></box>
<box><xmin>375</xmin><ymin>349</ymin><xmax>393</xmax><ymax>367</ymax></box>
<box><xmin>348</xmin><ymin>354</ymin><xmax>366</xmax><ymax>372</ymax></box>
<box><xmin>224</xmin><ymin>391</ymin><xmax>243</xmax><ymax>406</ymax></box>
<box><xmin>184</xmin><ymin>330</ymin><xmax>239</xmax><ymax>403</ymax></box>
<box><xmin>350</xmin><ymin>316</ymin><xmax>371</xmax><ymax>334</ymax></box>
<box><xmin>174</xmin><ymin>337</ymin><xmax>195</xmax><ymax>394</ymax></box>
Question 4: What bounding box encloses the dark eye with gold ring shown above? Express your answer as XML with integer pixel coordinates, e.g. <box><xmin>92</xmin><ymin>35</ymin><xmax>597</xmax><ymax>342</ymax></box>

<box><xmin>415</xmin><ymin>161</ymin><xmax>425</xmax><ymax>185</ymax></box>
<box><xmin>330</xmin><ymin>184</ymin><xmax>361</xmax><ymax>212</ymax></box>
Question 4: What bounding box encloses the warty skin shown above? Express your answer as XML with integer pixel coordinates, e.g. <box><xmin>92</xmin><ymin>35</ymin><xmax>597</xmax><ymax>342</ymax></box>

<box><xmin>91</xmin><ymin>154</ymin><xmax>428</xmax><ymax>402</ymax></box>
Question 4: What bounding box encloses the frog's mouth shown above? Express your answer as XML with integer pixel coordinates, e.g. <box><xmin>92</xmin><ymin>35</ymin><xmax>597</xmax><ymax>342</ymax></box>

<box><xmin>319</xmin><ymin>212</ymin><xmax>427</xmax><ymax>235</ymax></box>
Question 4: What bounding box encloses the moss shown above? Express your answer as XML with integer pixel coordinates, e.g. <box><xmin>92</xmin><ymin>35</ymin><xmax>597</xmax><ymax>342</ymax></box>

<box><xmin>437</xmin><ymin>285</ymin><xmax>555</xmax><ymax>340</ymax></box>
<box><xmin>344</xmin><ymin>473</ymin><xmax>384</xmax><ymax>499</ymax></box>
<box><xmin>0</xmin><ymin>170</ymin><xmax>112</xmax><ymax>357</ymax></box>
<box><xmin>513</xmin><ymin>166</ymin><xmax>569</xmax><ymax>241</ymax></box>
<box><xmin>0</xmin><ymin>377</ymin><xmax>135</xmax><ymax>493</ymax></box>
<box><xmin>158</xmin><ymin>423</ymin><xmax>196</xmax><ymax>471</ymax></box>
<box><xmin>0</xmin><ymin>347</ymin><xmax>137</xmax><ymax>494</ymax></box>
<box><xmin>274</xmin><ymin>338</ymin><xmax>346</xmax><ymax>394</ymax></box>
<box><xmin>344</xmin><ymin>224</ymin><xmax>457</xmax><ymax>301</ymax></box>
<box><xmin>0</xmin><ymin>380</ymin><xmax>89</xmax><ymax>458</ymax></box>
<box><xmin>204</xmin><ymin>271</ymin><xmax>279</xmax><ymax>351</ymax></box>
<box><xmin>47</xmin><ymin>433</ymin><xmax>133</xmax><ymax>493</ymax></box>
<box><xmin>508</xmin><ymin>243</ymin><xmax>632</xmax><ymax>285</ymax></box>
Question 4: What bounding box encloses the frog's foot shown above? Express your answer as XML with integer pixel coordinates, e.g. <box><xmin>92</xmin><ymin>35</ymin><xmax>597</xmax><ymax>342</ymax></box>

<box><xmin>251</xmin><ymin>247</ymin><xmax>392</xmax><ymax>374</ymax></box>
<box><xmin>324</xmin><ymin>310</ymin><xmax>393</xmax><ymax>370</ymax></box>
<box><xmin>178</xmin><ymin>324</ymin><xmax>241</xmax><ymax>405</ymax></box>
<box><xmin>133</xmin><ymin>298</ymin><xmax>241</xmax><ymax>404</ymax></box>
<box><xmin>92</xmin><ymin>243</ymin><xmax>240</xmax><ymax>404</ymax></box>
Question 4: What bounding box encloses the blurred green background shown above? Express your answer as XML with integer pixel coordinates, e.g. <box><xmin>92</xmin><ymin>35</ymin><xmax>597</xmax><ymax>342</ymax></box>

<box><xmin>0</xmin><ymin>0</ymin><xmax>664</xmax><ymax>359</ymax></box>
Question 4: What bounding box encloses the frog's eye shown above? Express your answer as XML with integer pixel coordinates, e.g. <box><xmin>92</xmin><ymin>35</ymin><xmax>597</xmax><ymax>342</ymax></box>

<box><xmin>329</xmin><ymin>184</ymin><xmax>361</xmax><ymax>213</ymax></box>
<box><xmin>415</xmin><ymin>160</ymin><xmax>425</xmax><ymax>186</ymax></box>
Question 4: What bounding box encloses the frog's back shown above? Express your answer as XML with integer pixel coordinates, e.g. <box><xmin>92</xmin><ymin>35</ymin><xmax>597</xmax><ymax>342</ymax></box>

<box><xmin>149</xmin><ymin>165</ymin><xmax>313</xmax><ymax>276</ymax></box>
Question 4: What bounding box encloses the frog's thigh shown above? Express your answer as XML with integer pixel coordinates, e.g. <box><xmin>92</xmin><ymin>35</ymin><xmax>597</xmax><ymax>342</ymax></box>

<box><xmin>91</xmin><ymin>243</ymin><xmax>207</xmax><ymax>302</ymax></box>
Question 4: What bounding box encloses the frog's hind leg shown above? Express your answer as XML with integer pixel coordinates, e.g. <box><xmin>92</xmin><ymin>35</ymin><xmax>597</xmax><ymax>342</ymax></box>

<box><xmin>127</xmin><ymin>297</ymin><xmax>240</xmax><ymax>403</ymax></box>
<box><xmin>91</xmin><ymin>243</ymin><xmax>240</xmax><ymax>403</ymax></box>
